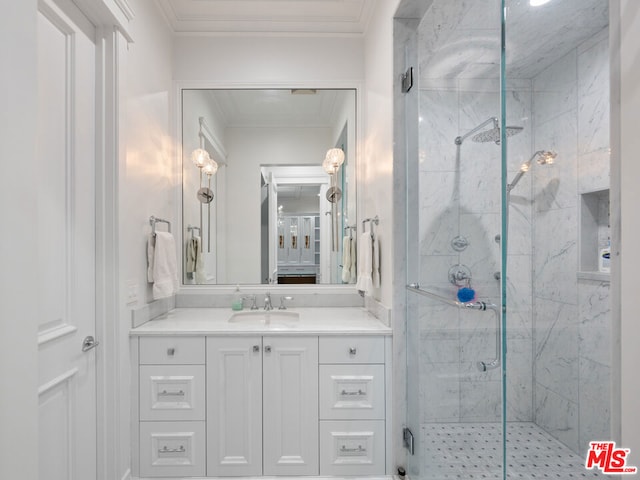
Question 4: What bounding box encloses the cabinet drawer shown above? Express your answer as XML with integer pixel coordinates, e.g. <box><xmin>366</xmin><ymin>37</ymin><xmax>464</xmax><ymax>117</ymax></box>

<box><xmin>319</xmin><ymin>336</ymin><xmax>384</xmax><ymax>364</ymax></box>
<box><xmin>139</xmin><ymin>336</ymin><xmax>205</xmax><ymax>365</ymax></box>
<box><xmin>140</xmin><ymin>421</ymin><xmax>206</xmax><ymax>477</ymax></box>
<box><xmin>140</xmin><ymin>365</ymin><xmax>205</xmax><ymax>421</ymax></box>
<box><xmin>319</xmin><ymin>364</ymin><xmax>385</xmax><ymax>420</ymax></box>
<box><xmin>319</xmin><ymin>420</ymin><xmax>385</xmax><ymax>475</ymax></box>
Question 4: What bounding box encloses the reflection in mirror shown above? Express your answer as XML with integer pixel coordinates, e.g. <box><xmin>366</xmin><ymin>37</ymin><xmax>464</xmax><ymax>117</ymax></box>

<box><xmin>182</xmin><ymin>89</ymin><xmax>357</xmax><ymax>285</ymax></box>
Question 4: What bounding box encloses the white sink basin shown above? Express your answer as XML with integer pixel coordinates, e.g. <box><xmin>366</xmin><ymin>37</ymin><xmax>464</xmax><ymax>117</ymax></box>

<box><xmin>228</xmin><ymin>310</ymin><xmax>300</xmax><ymax>328</ymax></box>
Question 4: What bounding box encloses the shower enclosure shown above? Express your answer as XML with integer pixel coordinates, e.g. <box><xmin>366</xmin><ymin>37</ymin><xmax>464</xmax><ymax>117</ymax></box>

<box><xmin>398</xmin><ymin>0</ymin><xmax>612</xmax><ymax>478</ymax></box>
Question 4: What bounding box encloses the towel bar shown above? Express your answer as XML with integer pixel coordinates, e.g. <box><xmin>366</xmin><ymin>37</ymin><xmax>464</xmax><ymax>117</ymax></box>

<box><xmin>149</xmin><ymin>216</ymin><xmax>171</xmax><ymax>236</ymax></box>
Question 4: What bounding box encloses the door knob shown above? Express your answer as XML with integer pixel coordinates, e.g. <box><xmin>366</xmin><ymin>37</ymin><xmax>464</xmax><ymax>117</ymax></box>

<box><xmin>82</xmin><ymin>335</ymin><xmax>99</xmax><ymax>352</ymax></box>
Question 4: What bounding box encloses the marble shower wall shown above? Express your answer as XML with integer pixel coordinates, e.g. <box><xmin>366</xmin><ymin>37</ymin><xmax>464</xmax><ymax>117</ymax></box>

<box><xmin>417</xmin><ymin>75</ymin><xmax>534</xmax><ymax>424</ymax></box>
<box><xmin>532</xmin><ymin>28</ymin><xmax>610</xmax><ymax>454</ymax></box>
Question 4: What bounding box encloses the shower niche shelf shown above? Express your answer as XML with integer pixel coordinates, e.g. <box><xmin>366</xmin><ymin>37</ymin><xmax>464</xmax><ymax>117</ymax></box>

<box><xmin>579</xmin><ymin>188</ymin><xmax>610</xmax><ymax>281</ymax></box>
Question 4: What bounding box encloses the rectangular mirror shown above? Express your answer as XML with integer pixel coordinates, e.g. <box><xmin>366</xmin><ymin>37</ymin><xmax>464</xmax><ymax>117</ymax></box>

<box><xmin>182</xmin><ymin>88</ymin><xmax>357</xmax><ymax>285</ymax></box>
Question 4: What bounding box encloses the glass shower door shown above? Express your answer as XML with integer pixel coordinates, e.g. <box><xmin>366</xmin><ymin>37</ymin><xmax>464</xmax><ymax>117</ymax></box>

<box><xmin>404</xmin><ymin>1</ymin><xmax>506</xmax><ymax>479</ymax></box>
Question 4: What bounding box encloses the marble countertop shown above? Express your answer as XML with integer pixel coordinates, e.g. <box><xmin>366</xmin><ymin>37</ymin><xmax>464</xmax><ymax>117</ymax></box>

<box><xmin>130</xmin><ymin>307</ymin><xmax>392</xmax><ymax>336</ymax></box>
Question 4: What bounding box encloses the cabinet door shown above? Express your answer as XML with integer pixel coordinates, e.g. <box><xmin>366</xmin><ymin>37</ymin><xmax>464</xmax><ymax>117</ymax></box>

<box><xmin>263</xmin><ymin>336</ymin><xmax>319</xmax><ymax>476</ymax></box>
<box><xmin>299</xmin><ymin>216</ymin><xmax>315</xmax><ymax>265</ymax></box>
<box><xmin>207</xmin><ymin>337</ymin><xmax>262</xmax><ymax>476</ymax></box>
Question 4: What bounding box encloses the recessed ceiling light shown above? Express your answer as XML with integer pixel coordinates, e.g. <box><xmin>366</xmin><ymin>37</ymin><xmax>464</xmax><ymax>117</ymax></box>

<box><xmin>530</xmin><ymin>0</ymin><xmax>551</xmax><ymax>6</ymax></box>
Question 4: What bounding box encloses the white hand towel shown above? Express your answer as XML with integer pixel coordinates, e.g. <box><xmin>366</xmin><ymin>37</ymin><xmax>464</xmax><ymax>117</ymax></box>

<box><xmin>372</xmin><ymin>235</ymin><xmax>380</xmax><ymax>288</ymax></box>
<box><xmin>186</xmin><ymin>237</ymin><xmax>197</xmax><ymax>273</ymax></box>
<box><xmin>194</xmin><ymin>236</ymin><xmax>206</xmax><ymax>284</ymax></box>
<box><xmin>150</xmin><ymin>232</ymin><xmax>179</xmax><ymax>299</ymax></box>
<box><xmin>341</xmin><ymin>236</ymin><xmax>351</xmax><ymax>283</ymax></box>
<box><xmin>355</xmin><ymin>232</ymin><xmax>373</xmax><ymax>294</ymax></box>
<box><xmin>147</xmin><ymin>236</ymin><xmax>155</xmax><ymax>283</ymax></box>
<box><xmin>349</xmin><ymin>234</ymin><xmax>357</xmax><ymax>283</ymax></box>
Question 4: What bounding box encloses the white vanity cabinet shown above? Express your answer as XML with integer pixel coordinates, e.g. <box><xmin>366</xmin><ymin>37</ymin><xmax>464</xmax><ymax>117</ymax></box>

<box><xmin>137</xmin><ymin>336</ymin><xmax>207</xmax><ymax>478</ymax></box>
<box><xmin>206</xmin><ymin>336</ymin><xmax>318</xmax><ymax>477</ymax></box>
<box><xmin>132</xmin><ymin>322</ymin><xmax>391</xmax><ymax>480</ymax></box>
<box><xmin>318</xmin><ymin>336</ymin><xmax>386</xmax><ymax>475</ymax></box>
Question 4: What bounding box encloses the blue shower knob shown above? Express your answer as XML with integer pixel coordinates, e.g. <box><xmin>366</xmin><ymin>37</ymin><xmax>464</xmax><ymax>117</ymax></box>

<box><xmin>457</xmin><ymin>287</ymin><xmax>476</xmax><ymax>302</ymax></box>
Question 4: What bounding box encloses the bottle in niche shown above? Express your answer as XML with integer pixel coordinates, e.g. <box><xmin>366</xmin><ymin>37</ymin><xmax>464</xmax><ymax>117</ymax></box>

<box><xmin>599</xmin><ymin>238</ymin><xmax>611</xmax><ymax>273</ymax></box>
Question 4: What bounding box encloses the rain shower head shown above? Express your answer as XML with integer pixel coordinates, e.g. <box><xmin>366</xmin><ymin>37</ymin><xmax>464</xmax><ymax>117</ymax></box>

<box><xmin>454</xmin><ymin>116</ymin><xmax>524</xmax><ymax>145</ymax></box>
<box><xmin>472</xmin><ymin>125</ymin><xmax>524</xmax><ymax>143</ymax></box>
<box><xmin>507</xmin><ymin>150</ymin><xmax>557</xmax><ymax>192</ymax></box>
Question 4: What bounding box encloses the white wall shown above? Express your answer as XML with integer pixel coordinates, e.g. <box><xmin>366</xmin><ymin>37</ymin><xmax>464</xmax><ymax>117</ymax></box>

<box><xmin>363</xmin><ymin>0</ymin><xmax>401</xmax><ymax>308</ymax></box>
<box><xmin>174</xmin><ymin>36</ymin><xmax>364</xmax><ymax>86</ymax></box>
<box><xmin>0</xmin><ymin>1</ymin><xmax>39</xmax><ymax>479</ymax></box>
<box><xmin>614</xmin><ymin>0</ymin><xmax>640</xmax><ymax>465</ymax></box>
<box><xmin>224</xmin><ymin>126</ymin><xmax>331</xmax><ymax>283</ymax></box>
<box><xmin>118</xmin><ymin>0</ymin><xmax>174</xmax><ymax>475</ymax></box>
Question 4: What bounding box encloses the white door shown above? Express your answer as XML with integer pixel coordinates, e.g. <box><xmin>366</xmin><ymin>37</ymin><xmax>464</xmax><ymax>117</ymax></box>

<box><xmin>207</xmin><ymin>337</ymin><xmax>263</xmax><ymax>476</ymax></box>
<box><xmin>268</xmin><ymin>174</ymin><xmax>279</xmax><ymax>283</ymax></box>
<box><xmin>263</xmin><ymin>336</ymin><xmax>319</xmax><ymax>476</ymax></box>
<box><xmin>36</xmin><ymin>2</ymin><xmax>97</xmax><ymax>480</ymax></box>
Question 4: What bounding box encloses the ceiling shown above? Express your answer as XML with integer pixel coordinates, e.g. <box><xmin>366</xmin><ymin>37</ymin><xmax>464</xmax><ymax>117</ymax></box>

<box><xmin>155</xmin><ymin>0</ymin><xmax>376</xmax><ymax>35</ymax></box>
<box><xmin>419</xmin><ymin>0</ymin><xmax>609</xmax><ymax>79</ymax></box>
<box><xmin>196</xmin><ymin>89</ymin><xmax>354</xmax><ymax>128</ymax></box>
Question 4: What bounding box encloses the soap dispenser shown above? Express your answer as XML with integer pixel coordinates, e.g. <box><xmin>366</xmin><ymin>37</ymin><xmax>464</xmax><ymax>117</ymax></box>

<box><xmin>231</xmin><ymin>285</ymin><xmax>244</xmax><ymax>311</ymax></box>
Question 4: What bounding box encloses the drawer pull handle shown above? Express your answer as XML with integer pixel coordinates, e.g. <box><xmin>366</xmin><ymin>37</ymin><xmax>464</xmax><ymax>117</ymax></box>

<box><xmin>159</xmin><ymin>445</ymin><xmax>186</xmax><ymax>454</ymax></box>
<box><xmin>159</xmin><ymin>390</ymin><xmax>185</xmax><ymax>397</ymax></box>
<box><xmin>253</xmin><ymin>345</ymin><xmax>260</xmax><ymax>352</ymax></box>
<box><xmin>167</xmin><ymin>348</ymin><xmax>175</xmax><ymax>356</ymax></box>
<box><xmin>264</xmin><ymin>345</ymin><xmax>272</xmax><ymax>353</ymax></box>
<box><xmin>340</xmin><ymin>445</ymin><xmax>366</xmax><ymax>454</ymax></box>
<box><xmin>348</xmin><ymin>347</ymin><xmax>357</xmax><ymax>355</ymax></box>
<box><xmin>340</xmin><ymin>389</ymin><xmax>365</xmax><ymax>396</ymax></box>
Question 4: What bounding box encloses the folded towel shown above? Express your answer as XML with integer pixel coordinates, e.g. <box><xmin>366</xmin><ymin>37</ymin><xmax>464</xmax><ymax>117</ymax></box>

<box><xmin>147</xmin><ymin>236</ymin><xmax>156</xmax><ymax>283</ymax></box>
<box><xmin>186</xmin><ymin>237</ymin><xmax>197</xmax><ymax>274</ymax></box>
<box><xmin>341</xmin><ymin>236</ymin><xmax>351</xmax><ymax>283</ymax></box>
<box><xmin>194</xmin><ymin>236</ymin><xmax>206</xmax><ymax>284</ymax></box>
<box><xmin>355</xmin><ymin>232</ymin><xmax>373</xmax><ymax>294</ymax></box>
<box><xmin>372</xmin><ymin>234</ymin><xmax>380</xmax><ymax>288</ymax></box>
<box><xmin>149</xmin><ymin>231</ymin><xmax>179</xmax><ymax>299</ymax></box>
<box><xmin>349</xmin><ymin>234</ymin><xmax>357</xmax><ymax>283</ymax></box>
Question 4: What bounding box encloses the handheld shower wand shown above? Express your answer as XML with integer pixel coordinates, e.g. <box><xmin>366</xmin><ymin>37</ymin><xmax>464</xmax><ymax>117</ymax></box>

<box><xmin>507</xmin><ymin>150</ymin><xmax>557</xmax><ymax>192</ymax></box>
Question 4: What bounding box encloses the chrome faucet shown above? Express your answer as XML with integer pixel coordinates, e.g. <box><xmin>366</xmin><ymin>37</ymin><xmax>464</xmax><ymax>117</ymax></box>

<box><xmin>263</xmin><ymin>292</ymin><xmax>273</xmax><ymax>311</ymax></box>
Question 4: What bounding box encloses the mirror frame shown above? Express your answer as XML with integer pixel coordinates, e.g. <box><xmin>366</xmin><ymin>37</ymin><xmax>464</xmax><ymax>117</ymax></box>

<box><xmin>175</xmin><ymin>82</ymin><xmax>363</xmax><ymax>292</ymax></box>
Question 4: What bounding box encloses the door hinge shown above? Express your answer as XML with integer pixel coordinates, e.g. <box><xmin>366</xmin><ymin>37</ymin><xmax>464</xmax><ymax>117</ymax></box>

<box><xmin>401</xmin><ymin>67</ymin><xmax>413</xmax><ymax>93</ymax></box>
<box><xmin>403</xmin><ymin>427</ymin><xmax>415</xmax><ymax>455</ymax></box>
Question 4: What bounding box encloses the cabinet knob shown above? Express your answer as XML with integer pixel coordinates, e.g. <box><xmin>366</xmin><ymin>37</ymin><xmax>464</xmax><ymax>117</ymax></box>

<box><xmin>167</xmin><ymin>348</ymin><xmax>175</xmax><ymax>356</ymax></box>
<box><xmin>253</xmin><ymin>345</ymin><xmax>260</xmax><ymax>352</ymax></box>
<box><xmin>349</xmin><ymin>347</ymin><xmax>357</xmax><ymax>356</ymax></box>
<box><xmin>265</xmin><ymin>345</ymin><xmax>272</xmax><ymax>353</ymax></box>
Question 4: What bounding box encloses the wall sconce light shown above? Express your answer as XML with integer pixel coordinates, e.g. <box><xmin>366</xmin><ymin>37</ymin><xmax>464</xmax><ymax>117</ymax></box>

<box><xmin>191</xmin><ymin>148</ymin><xmax>211</xmax><ymax>168</ymax></box>
<box><xmin>191</xmin><ymin>123</ymin><xmax>219</xmax><ymax>253</ymax></box>
<box><xmin>323</xmin><ymin>148</ymin><xmax>345</xmax><ymax>252</ymax></box>
<box><xmin>322</xmin><ymin>148</ymin><xmax>345</xmax><ymax>175</ymax></box>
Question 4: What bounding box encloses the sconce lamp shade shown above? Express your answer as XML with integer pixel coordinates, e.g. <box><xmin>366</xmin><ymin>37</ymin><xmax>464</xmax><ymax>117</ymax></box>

<box><xmin>322</xmin><ymin>148</ymin><xmax>345</xmax><ymax>175</ymax></box>
<box><xmin>191</xmin><ymin>148</ymin><xmax>211</xmax><ymax>168</ymax></box>
<box><xmin>322</xmin><ymin>157</ymin><xmax>339</xmax><ymax>175</ymax></box>
<box><xmin>202</xmin><ymin>158</ymin><xmax>218</xmax><ymax>177</ymax></box>
<box><xmin>326</xmin><ymin>148</ymin><xmax>345</xmax><ymax>167</ymax></box>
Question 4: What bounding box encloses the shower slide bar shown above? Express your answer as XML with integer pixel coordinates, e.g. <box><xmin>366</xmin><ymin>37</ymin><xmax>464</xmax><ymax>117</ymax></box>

<box><xmin>406</xmin><ymin>283</ymin><xmax>501</xmax><ymax>371</ymax></box>
<box><xmin>406</xmin><ymin>283</ymin><xmax>498</xmax><ymax>312</ymax></box>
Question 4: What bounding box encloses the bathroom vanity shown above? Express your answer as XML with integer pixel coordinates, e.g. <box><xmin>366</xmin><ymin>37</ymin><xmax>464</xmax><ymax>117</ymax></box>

<box><xmin>130</xmin><ymin>308</ymin><xmax>392</xmax><ymax>479</ymax></box>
